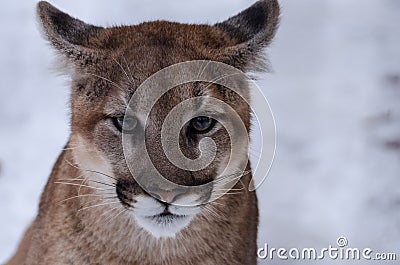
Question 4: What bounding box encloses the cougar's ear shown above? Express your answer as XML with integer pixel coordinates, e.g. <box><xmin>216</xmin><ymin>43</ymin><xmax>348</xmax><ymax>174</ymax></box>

<box><xmin>36</xmin><ymin>1</ymin><xmax>105</xmax><ymax>67</ymax></box>
<box><xmin>215</xmin><ymin>0</ymin><xmax>280</xmax><ymax>71</ymax></box>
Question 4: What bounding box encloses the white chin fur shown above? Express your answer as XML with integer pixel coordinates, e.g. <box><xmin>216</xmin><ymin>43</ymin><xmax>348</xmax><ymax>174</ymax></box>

<box><xmin>132</xmin><ymin>195</ymin><xmax>200</xmax><ymax>239</ymax></box>
<box><xmin>134</xmin><ymin>214</ymin><xmax>194</xmax><ymax>238</ymax></box>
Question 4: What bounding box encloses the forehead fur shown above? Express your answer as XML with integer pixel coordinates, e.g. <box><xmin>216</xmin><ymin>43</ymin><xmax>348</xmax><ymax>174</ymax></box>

<box><xmin>37</xmin><ymin>0</ymin><xmax>279</xmax><ymax>126</ymax></box>
<box><xmin>37</xmin><ymin>0</ymin><xmax>280</xmax><ymax>71</ymax></box>
<box><xmin>66</xmin><ymin>22</ymin><xmax>241</xmax><ymax>108</ymax></box>
<box><xmin>104</xmin><ymin>21</ymin><xmax>236</xmax><ymax>51</ymax></box>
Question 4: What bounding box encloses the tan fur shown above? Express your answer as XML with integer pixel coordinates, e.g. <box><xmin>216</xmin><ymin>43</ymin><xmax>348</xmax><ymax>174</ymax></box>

<box><xmin>6</xmin><ymin>1</ymin><xmax>279</xmax><ymax>264</ymax></box>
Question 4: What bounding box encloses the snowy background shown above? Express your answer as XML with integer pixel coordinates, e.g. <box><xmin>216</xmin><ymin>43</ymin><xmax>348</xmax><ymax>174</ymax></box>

<box><xmin>1</xmin><ymin>0</ymin><xmax>399</xmax><ymax>264</ymax></box>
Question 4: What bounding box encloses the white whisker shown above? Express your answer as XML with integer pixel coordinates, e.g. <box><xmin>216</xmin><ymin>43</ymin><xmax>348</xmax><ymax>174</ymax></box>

<box><xmin>54</xmin><ymin>181</ymin><xmax>111</xmax><ymax>191</ymax></box>
<box><xmin>105</xmin><ymin>208</ymin><xmax>127</xmax><ymax>224</ymax></box>
<box><xmin>78</xmin><ymin>201</ymin><xmax>120</xmax><ymax>212</ymax></box>
<box><xmin>57</xmin><ymin>193</ymin><xmax>106</xmax><ymax>204</ymax></box>
<box><xmin>112</xmin><ymin>57</ymin><xmax>135</xmax><ymax>85</ymax></box>
<box><xmin>88</xmin><ymin>73</ymin><xmax>124</xmax><ymax>91</ymax></box>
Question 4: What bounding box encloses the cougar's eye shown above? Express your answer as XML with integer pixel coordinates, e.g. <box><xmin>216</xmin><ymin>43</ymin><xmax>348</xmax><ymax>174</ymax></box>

<box><xmin>189</xmin><ymin>116</ymin><xmax>216</xmax><ymax>134</ymax></box>
<box><xmin>112</xmin><ymin>116</ymin><xmax>137</xmax><ymax>133</ymax></box>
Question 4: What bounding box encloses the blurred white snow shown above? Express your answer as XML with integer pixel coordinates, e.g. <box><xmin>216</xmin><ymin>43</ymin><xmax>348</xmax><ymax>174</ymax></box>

<box><xmin>0</xmin><ymin>0</ymin><xmax>399</xmax><ymax>264</ymax></box>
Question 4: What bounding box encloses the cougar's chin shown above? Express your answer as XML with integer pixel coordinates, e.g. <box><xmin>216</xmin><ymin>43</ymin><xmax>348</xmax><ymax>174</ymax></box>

<box><xmin>132</xmin><ymin>195</ymin><xmax>201</xmax><ymax>238</ymax></box>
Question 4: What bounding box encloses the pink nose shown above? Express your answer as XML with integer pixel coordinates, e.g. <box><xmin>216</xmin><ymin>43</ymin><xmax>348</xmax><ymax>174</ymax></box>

<box><xmin>149</xmin><ymin>189</ymin><xmax>183</xmax><ymax>204</ymax></box>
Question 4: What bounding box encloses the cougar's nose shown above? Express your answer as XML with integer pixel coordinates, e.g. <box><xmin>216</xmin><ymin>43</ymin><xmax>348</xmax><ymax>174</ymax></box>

<box><xmin>148</xmin><ymin>188</ymin><xmax>186</xmax><ymax>204</ymax></box>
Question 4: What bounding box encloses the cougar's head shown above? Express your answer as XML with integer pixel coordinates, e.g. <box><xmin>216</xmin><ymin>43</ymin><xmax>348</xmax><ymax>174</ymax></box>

<box><xmin>37</xmin><ymin>0</ymin><xmax>279</xmax><ymax>238</ymax></box>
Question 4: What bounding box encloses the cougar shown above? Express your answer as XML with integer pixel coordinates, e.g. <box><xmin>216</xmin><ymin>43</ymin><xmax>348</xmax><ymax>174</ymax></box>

<box><xmin>6</xmin><ymin>0</ymin><xmax>279</xmax><ymax>264</ymax></box>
